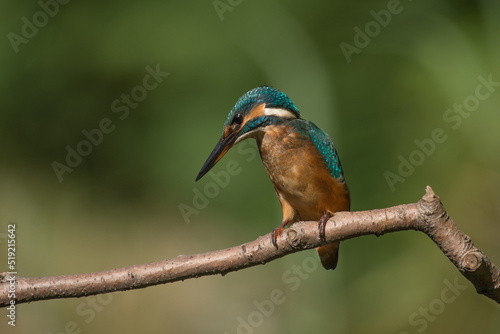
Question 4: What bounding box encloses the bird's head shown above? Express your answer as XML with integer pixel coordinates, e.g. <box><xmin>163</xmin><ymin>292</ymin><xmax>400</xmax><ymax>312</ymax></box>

<box><xmin>195</xmin><ymin>86</ymin><xmax>300</xmax><ymax>181</ymax></box>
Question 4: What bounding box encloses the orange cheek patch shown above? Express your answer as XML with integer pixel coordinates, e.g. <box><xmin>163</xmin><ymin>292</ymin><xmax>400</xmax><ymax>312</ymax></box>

<box><xmin>243</xmin><ymin>103</ymin><xmax>266</xmax><ymax>125</ymax></box>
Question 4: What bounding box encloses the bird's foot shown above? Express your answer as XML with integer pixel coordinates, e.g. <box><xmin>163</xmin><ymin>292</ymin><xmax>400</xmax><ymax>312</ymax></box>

<box><xmin>271</xmin><ymin>226</ymin><xmax>284</xmax><ymax>249</ymax></box>
<box><xmin>272</xmin><ymin>219</ymin><xmax>293</xmax><ymax>249</ymax></box>
<box><xmin>318</xmin><ymin>211</ymin><xmax>333</xmax><ymax>243</ymax></box>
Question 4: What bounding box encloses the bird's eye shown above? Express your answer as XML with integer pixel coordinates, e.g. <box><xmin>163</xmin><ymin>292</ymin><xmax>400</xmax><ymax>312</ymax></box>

<box><xmin>233</xmin><ymin>114</ymin><xmax>243</xmax><ymax>125</ymax></box>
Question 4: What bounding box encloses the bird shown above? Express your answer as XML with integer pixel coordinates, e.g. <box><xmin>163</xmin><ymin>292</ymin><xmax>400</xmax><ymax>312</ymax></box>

<box><xmin>195</xmin><ymin>86</ymin><xmax>350</xmax><ymax>270</ymax></box>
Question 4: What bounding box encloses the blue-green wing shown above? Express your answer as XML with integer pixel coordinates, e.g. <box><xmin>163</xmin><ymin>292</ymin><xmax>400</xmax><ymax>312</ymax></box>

<box><xmin>303</xmin><ymin>120</ymin><xmax>345</xmax><ymax>181</ymax></box>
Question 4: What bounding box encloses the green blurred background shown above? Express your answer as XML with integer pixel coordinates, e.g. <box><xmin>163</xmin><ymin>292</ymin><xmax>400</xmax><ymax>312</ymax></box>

<box><xmin>1</xmin><ymin>0</ymin><xmax>499</xmax><ymax>333</ymax></box>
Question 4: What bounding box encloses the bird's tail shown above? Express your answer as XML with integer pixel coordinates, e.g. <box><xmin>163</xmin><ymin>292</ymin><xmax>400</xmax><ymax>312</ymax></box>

<box><xmin>317</xmin><ymin>242</ymin><xmax>340</xmax><ymax>270</ymax></box>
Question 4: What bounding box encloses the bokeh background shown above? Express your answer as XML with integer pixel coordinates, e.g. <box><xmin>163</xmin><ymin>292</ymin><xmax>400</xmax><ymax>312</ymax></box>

<box><xmin>1</xmin><ymin>0</ymin><xmax>499</xmax><ymax>333</ymax></box>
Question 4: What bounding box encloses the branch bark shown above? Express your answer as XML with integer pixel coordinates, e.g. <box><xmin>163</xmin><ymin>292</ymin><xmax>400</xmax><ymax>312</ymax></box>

<box><xmin>1</xmin><ymin>186</ymin><xmax>499</xmax><ymax>307</ymax></box>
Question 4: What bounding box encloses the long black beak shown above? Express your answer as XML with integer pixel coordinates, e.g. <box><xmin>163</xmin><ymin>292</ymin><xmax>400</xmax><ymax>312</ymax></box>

<box><xmin>195</xmin><ymin>132</ymin><xmax>237</xmax><ymax>181</ymax></box>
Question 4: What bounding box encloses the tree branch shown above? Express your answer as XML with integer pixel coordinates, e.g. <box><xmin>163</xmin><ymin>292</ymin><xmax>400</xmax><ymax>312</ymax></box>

<box><xmin>1</xmin><ymin>186</ymin><xmax>499</xmax><ymax>307</ymax></box>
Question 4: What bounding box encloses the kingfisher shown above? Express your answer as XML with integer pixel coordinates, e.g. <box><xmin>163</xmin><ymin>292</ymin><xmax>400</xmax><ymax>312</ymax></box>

<box><xmin>195</xmin><ymin>86</ymin><xmax>350</xmax><ymax>270</ymax></box>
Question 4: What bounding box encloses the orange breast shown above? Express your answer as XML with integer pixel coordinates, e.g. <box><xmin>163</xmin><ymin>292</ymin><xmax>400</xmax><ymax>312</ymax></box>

<box><xmin>257</xmin><ymin>124</ymin><xmax>350</xmax><ymax>222</ymax></box>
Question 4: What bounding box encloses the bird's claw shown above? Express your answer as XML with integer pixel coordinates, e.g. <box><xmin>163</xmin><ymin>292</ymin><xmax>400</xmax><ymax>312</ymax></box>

<box><xmin>318</xmin><ymin>211</ymin><xmax>333</xmax><ymax>243</ymax></box>
<box><xmin>271</xmin><ymin>227</ymin><xmax>284</xmax><ymax>249</ymax></box>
